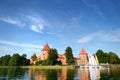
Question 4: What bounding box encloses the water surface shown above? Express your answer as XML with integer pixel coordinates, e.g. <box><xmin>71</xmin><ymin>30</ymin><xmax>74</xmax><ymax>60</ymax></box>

<box><xmin>0</xmin><ymin>66</ymin><xmax>120</xmax><ymax>80</ymax></box>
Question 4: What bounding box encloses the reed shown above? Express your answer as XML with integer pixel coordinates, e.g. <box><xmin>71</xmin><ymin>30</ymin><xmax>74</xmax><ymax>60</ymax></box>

<box><xmin>20</xmin><ymin>65</ymin><xmax>75</xmax><ymax>69</ymax></box>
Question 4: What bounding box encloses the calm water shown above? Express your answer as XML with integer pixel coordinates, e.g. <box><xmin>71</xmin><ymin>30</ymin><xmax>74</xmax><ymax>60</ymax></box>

<box><xmin>0</xmin><ymin>66</ymin><xmax>120</xmax><ymax>80</ymax></box>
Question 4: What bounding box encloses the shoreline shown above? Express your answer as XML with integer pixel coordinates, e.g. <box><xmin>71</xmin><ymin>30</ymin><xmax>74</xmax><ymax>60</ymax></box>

<box><xmin>0</xmin><ymin>64</ymin><xmax>120</xmax><ymax>69</ymax></box>
<box><xmin>0</xmin><ymin>65</ymin><xmax>76</xmax><ymax>69</ymax></box>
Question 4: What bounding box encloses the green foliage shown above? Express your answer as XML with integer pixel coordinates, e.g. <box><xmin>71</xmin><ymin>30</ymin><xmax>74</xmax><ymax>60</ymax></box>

<box><xmin>48</xmin><ymin>48</ymin><xmax>58</xmax><ymax>65</ymax></box>
<box><xmin>31</xmin><ymin>54</ymin><xmax>37</xmax><ymax>62</ymax></box>
<box><xmin>8</xmin><ymin>53</ymin><xmax>21</xmax><ymax>66</ymax></box>
<box><xmin>35</xmin><ymin>60</ymin><xmax>42</xmax><ymax>65</ymax></box>
<box><xmin>21</xmin><ymin>54</ymin><xmax>27</xmax><ymax>66</ymax></box>
<box><xmin>57</xmin><ymin>60</ymin><xmax>62</xmax><ymax>65</ymax></box>
<box><xmin>42</xmin><ymin>59</ymin><xmax>48</xmax><ymax>65</ymax></box>
<box><xmin>25</xmin><ymin>59</ymin><xmax>30</xmax><ymax>65</ymax></box>
<box><xmin>108</xmin><ymin>52</ymin><xmax>119</xmax><ymax>64</ymax></box>
<box><xmin>96</xmin><ymin>49</ymin><xmax>120</xmax><ymax>64</ymax></box>
<box><xmin>65</xmin><ymin>47</ymin><xmax>74</xmax><ymax>65</ymax></box>
<box><xmin>0</xmin><ymin>53</ymin><xmax>30</xmax><ymax>66</ymax></box>
<box><xmin>0</xmin><ymin>55</ymin><xmax>11</xmax><ymax>66</ymax></box>
<box><xmin>96</xmin><ymin>50</ymin><xmax>109</xmax><ymax>63</ymax></box>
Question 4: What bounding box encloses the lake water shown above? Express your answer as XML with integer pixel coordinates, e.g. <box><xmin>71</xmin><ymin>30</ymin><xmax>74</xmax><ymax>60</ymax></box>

<box><xmin>0</xmin><ymin>66</ymin><xmax>120</xmax><ymax>80</ymax></box>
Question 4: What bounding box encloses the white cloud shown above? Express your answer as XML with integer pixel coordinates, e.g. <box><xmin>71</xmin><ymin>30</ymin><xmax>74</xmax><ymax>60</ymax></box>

<box><xmin>103</xmin><ymin>28</ymin><xmax>120</xmax><ymax>42</ymax></box>
<box><xmin>38</xmin><ymin>24</ymin><xmax>44</xmax><ymax>30</ymax></box>
<box><xmin>0</xmin><ymin>15</ymin><xmax>46</xmax><ymax>33</ymax></box>
<box><xmin>77</xmin><ymin>28</ymin><xmax>120</xmax><ymax>43</ymax></box>
<box><xmin>31</xmin><ymin>24</ymin><xmax>44</xmax><ymax>33</ymax></box>
<box><xmin>27</xmin><ymin>16</ymin><xmax>45</xmax><ymax>33</ymax></box>
<box><xmin>0</xmin><ymin>40</ymin><xmax>42</xmax><ymax>48</ymax></box>
<box><xmin>77</xmin><ymin>35</ymin><xmax>93</xmax><ymax>43</ymax></box>
<box><xmin>27</xmin><ymin>16</ymin><xmax>40</xmax><ymax>23</ymax></box>
<box><xmin>0</xmin><ymin>17</ymin><xmax>25</xmax><ymax>26</ymax></box>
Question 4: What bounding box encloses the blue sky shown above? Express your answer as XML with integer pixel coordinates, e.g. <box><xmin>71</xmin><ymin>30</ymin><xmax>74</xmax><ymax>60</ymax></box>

<box><xmin>0</xmin><ymin>0</ymin><xmax>120</xmax><ymax>58</ymax></box>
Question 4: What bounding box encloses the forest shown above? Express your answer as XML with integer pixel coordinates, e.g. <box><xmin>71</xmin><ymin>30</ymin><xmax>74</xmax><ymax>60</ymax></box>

<box><xmin>0</xmin><ymin>53</ymin><xmax>30</xmax><ymax>66</ymax></box>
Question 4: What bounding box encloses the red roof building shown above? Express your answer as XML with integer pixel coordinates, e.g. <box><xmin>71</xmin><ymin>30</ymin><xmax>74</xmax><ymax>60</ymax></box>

<box><xmin>41</xmin><ymin>43</ymin><xmax>50</xmax><ymax>51</ymax></box>
<box><xmin>30</xmin><ymin>44</ymin><xmax>89</xmax><ymax>66</ymax></box>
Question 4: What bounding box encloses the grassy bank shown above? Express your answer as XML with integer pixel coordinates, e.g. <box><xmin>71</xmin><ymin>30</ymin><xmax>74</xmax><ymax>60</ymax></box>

<box><xmin>20</xmin><ymin>65</ymin><xmax>75</xmax><ymax>69</ymax></box>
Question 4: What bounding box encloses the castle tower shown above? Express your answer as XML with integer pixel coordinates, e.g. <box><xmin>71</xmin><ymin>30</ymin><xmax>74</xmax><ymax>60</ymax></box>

<box><xmin>41</xmin><ymin>44</ymin><xmax>50</xmax><ymax>60</ymax></box>
<box><xmin>79</xmin><ymin>48</ymin><xmax>89</xmax><ymax>66</ymax></box>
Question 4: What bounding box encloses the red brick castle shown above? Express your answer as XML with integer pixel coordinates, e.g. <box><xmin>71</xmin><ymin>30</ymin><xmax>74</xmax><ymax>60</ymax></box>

<box><xmin>30</xmin><ymin>44</ymin><xmax>89</xmax><ymax>66</ymax></box>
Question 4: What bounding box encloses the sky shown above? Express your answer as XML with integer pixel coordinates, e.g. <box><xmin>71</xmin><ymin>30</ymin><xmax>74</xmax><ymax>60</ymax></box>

<box><xmin>0</xmin><ymin>0</ymin><xmax>120</xmax><ymax>58</ymax></box>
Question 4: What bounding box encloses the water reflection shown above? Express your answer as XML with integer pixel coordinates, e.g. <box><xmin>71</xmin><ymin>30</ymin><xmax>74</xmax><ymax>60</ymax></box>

<box><xmin>0</xmin><ymin>68</ymin><xmax>26</xmax><ymax>80</ymax></box>
<box><xmin>0</xmin><ymin>66</ymin><xmax>120</xmax><ymax>80</ymax></box>
<box><xmin>29</xmin><ymin>67</ymin><xmax>103</xmax><ymax>80</ymax></box>
<box><xmin>29</xmin><ymin>67</ymin><xmax>74</xmax><ymax>80</ymax></box>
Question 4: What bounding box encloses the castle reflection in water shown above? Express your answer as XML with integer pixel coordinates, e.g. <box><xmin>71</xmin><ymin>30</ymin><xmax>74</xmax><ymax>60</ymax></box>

<box><xmin>29</xmin><ymin>67</ymin><xmax>108</xmax><ymax>80</ymax></box>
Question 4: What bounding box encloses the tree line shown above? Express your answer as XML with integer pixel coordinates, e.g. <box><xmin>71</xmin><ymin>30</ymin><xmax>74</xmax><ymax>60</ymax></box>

<box><xmin>1</xmin><ymin>48</ymin><xmax>119</xmax><ymax>66</ymax></box>
<box><xmin>31</xmin><ymin>47</ymin><xmax>75</xmax><ymax>65</ymax></box>
<box><xmin>0</xmin><ymin>53</ymin><xmax>30</xmax><ymax>66</ymax></box>
<box><xmin>95</xmin><ymin>49</ymin><xmax>120</xmax><ymax>64</ymax></box>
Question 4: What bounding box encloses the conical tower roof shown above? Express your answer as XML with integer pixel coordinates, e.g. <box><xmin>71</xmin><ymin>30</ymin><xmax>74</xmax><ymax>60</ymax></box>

<box><xmin>79</xmin><ymin>48</ymin><xmax>87</xmax><ymax>55</ymax></box>
<box><xmin>41</xmin><ymin>44</ymin><xmax>50</xmax><ymax>51</ymax></box>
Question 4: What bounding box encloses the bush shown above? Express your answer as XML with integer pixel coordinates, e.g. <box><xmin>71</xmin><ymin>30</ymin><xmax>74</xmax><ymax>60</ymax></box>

<box><xmin>42</xmin><ymin>60</ymin><xmax>48</xmax><ymax>65</ymax></box>
<box><xmin>35</xmin><ymin>60</ymin><xmax>42</xmax><ymax>65</ymax></box>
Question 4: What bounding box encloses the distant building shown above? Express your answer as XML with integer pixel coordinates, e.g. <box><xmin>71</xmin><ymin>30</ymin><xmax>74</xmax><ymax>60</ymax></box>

<box><xmin>30</xmin><ymin>44</ymin><xmax>89</xmax><ymax>66</ymax></box>
<box><xmin>74</xmin><ymin>49</ymin><xmax>89</xmax><ymax>66</ymax></box>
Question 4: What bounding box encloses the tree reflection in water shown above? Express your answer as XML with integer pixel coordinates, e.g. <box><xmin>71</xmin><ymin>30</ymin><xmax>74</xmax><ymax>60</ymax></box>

<box><xmin>0</xmin><ymin>66</ymin><xmax>120</xmax><ymax>80</ymax></box>
<box><xmin>0</xmin><ymin>68</ymin><xmax>25</xmax><ymax>80</ymax></box>
<box><xmin>29</xmin><ymin>67</ymin><xmax>75</xmax><ymax>80</ymax></box>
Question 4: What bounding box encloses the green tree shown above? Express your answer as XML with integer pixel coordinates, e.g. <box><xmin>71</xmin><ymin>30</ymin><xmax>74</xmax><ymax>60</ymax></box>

<box><xmin>0</xmin><ymin>55</ymin><xmax>11</xmax><ymax>66</ymax></box>
<box><xmin>8</xmin><ymin>53</ymin><xmax>21</xmax><ymax>66</ymax></box>
<box><xmin>65</xmin><ymin>47</ymin><xmax>74</xmax><ymax>65</ymax></box>
<box><xmin>96</xmin><ymin>49</ymin><xmax>120</xmax><ymax>64</ymax></box>
<box><xmin>96</xmin><ymin>49</ymin><xmax>109</xmax><ymax>63</ymax></box>
<box><xmin>35</xmin><ymin>60</ymin><xmax>42</xmax><ymax>65</ymax></box>
<box><xmin>42</xmin><ymin>59</ymin><xmax>48</xmax><ymax>65</ymax></box>
<box><xmin>108</xmin><ymin>52</ymin><xmax>119</xmax><ymax>64</ymax></box>
<box><xmin>31</xmin><ymin>53</ymin><xmax>37</xmax><ymax>62</ymax></box>
<box><xmin>26</xmin><ymin>59</ymin><xmax>30</xmax><ymax>65</ymax></box>
<box><xmin>2</xmin><ymin>55</ymin><xmax>11</xmax><ymax>66</ymax></box>
<box><xmin>21</xmin><ymin>54</ymin><xmax>27</xmax><ymax>66</ymax></box>
<box><xmin>48</xmin><ymin>48</ymin><xmax>58</xmax><ymax>65</ymax></box>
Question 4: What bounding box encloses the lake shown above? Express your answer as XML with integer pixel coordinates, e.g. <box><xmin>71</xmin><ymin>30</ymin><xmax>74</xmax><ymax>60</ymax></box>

<box><xmin>0</xmin><ymin>66</ymin><xmax>120</xmax><ymax>80</ymax></box>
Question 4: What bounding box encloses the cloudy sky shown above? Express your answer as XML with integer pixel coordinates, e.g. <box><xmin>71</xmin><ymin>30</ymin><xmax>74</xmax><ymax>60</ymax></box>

<box><xmin>0</xmin><ymin>0</ymin><xmax>120</xmax><ymax>58</ymax></box>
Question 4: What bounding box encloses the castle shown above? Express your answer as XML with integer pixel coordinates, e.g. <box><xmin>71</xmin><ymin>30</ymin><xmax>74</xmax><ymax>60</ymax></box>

<box><xmin>30</xmin><ymin>44</ymin><xmax>89</xmax><ymax>66</ymax></box>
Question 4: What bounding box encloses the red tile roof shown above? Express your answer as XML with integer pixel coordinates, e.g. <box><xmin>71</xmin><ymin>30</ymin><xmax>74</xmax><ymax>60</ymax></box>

<box><xmin>58</xmin><ymin>54</ymin><xmax>65</xmax><ymax>59</ymax></box>
<box><xmin>41</xmin><ymin>44</ymin><xmax>50</xmax><ymax>51</ymax></box>
<box><xmin>74</xmin><ymin>57</ymin><xmax>81</xmax><ymax>60</ymax></box>
<box><xmin>80</xmin><ymin>48</ymin><xmax>87</xmax><ymax>55</ymax></box>
<box><xmin>37</xmin><ymin>56</ymin><xmax>41</xmax><ymax>59</ymax></box>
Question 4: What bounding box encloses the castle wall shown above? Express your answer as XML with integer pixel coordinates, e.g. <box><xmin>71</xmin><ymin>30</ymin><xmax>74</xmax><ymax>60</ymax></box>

<box><xmin>41</xmin><ymin>51</ymin><xmax>49</xmax><ymax>60</ymax></box>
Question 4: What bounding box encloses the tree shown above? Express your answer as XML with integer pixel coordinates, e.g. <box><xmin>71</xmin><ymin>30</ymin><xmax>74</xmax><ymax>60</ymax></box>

<box><xmin>2</xmin><ymin>55</ymin><xmax>11</xmax><ymax>66</ymax></box>
<box><xmin>9</xmin><ymin>53</ymin><xmax>21</xmax><ymax>66</ymax></box>
<box><xmin>48</xmin><ymin>48</ymin><xmax>58</xmax><ymax>65</ymax></box>
<box><xmin>95</xmin><ymin>49</ymin><xmax>109</xmax><ymax>63</ymax></box>
<box><xmin>0</xmin><ymin>55</ymin><xmax>11</xmax><ymax>66</ymax></box>
<box><xmin>31</xmin><ymin>53</ymin><xmax>37</xmax><ymax>62</ymax></box>
<box><xmin>96</xmin><ymin>49</ymin><xmax>120</xmax><ymax>64</ymax></box>
<box><xmin>21</xmin><ymin>54</ymin><xmax>27</xmax><ymax>66</ymax></box>
<box><xmin>42</xmin><ymin>59</ymin><xmax>48</xmax><ymax>65</ymax></box>
<box><xmin>35</xmin><ymin>60</ymin><xmax>42</xmax><ymax>65</ymax></box>
<box><xmin>108</xmin><ymin>52</ymin><xmax>119</xmax><ymax>64</ymax></box>
<box><xmin>65</xmin><ymin>47</ymin><xmax>74</xmax><ymax>65</ymax></box>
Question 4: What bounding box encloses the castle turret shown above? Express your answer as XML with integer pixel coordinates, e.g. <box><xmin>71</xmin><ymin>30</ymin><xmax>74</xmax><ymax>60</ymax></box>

<box><xmin>79</xmin><ymin>48</ymin><xmax>89</xmax><ymax>66</ymax></box>
<box><xmin>41</xmin><ymin>44</ymin><xmax>50</xmax><ymax>60</ymax></box>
